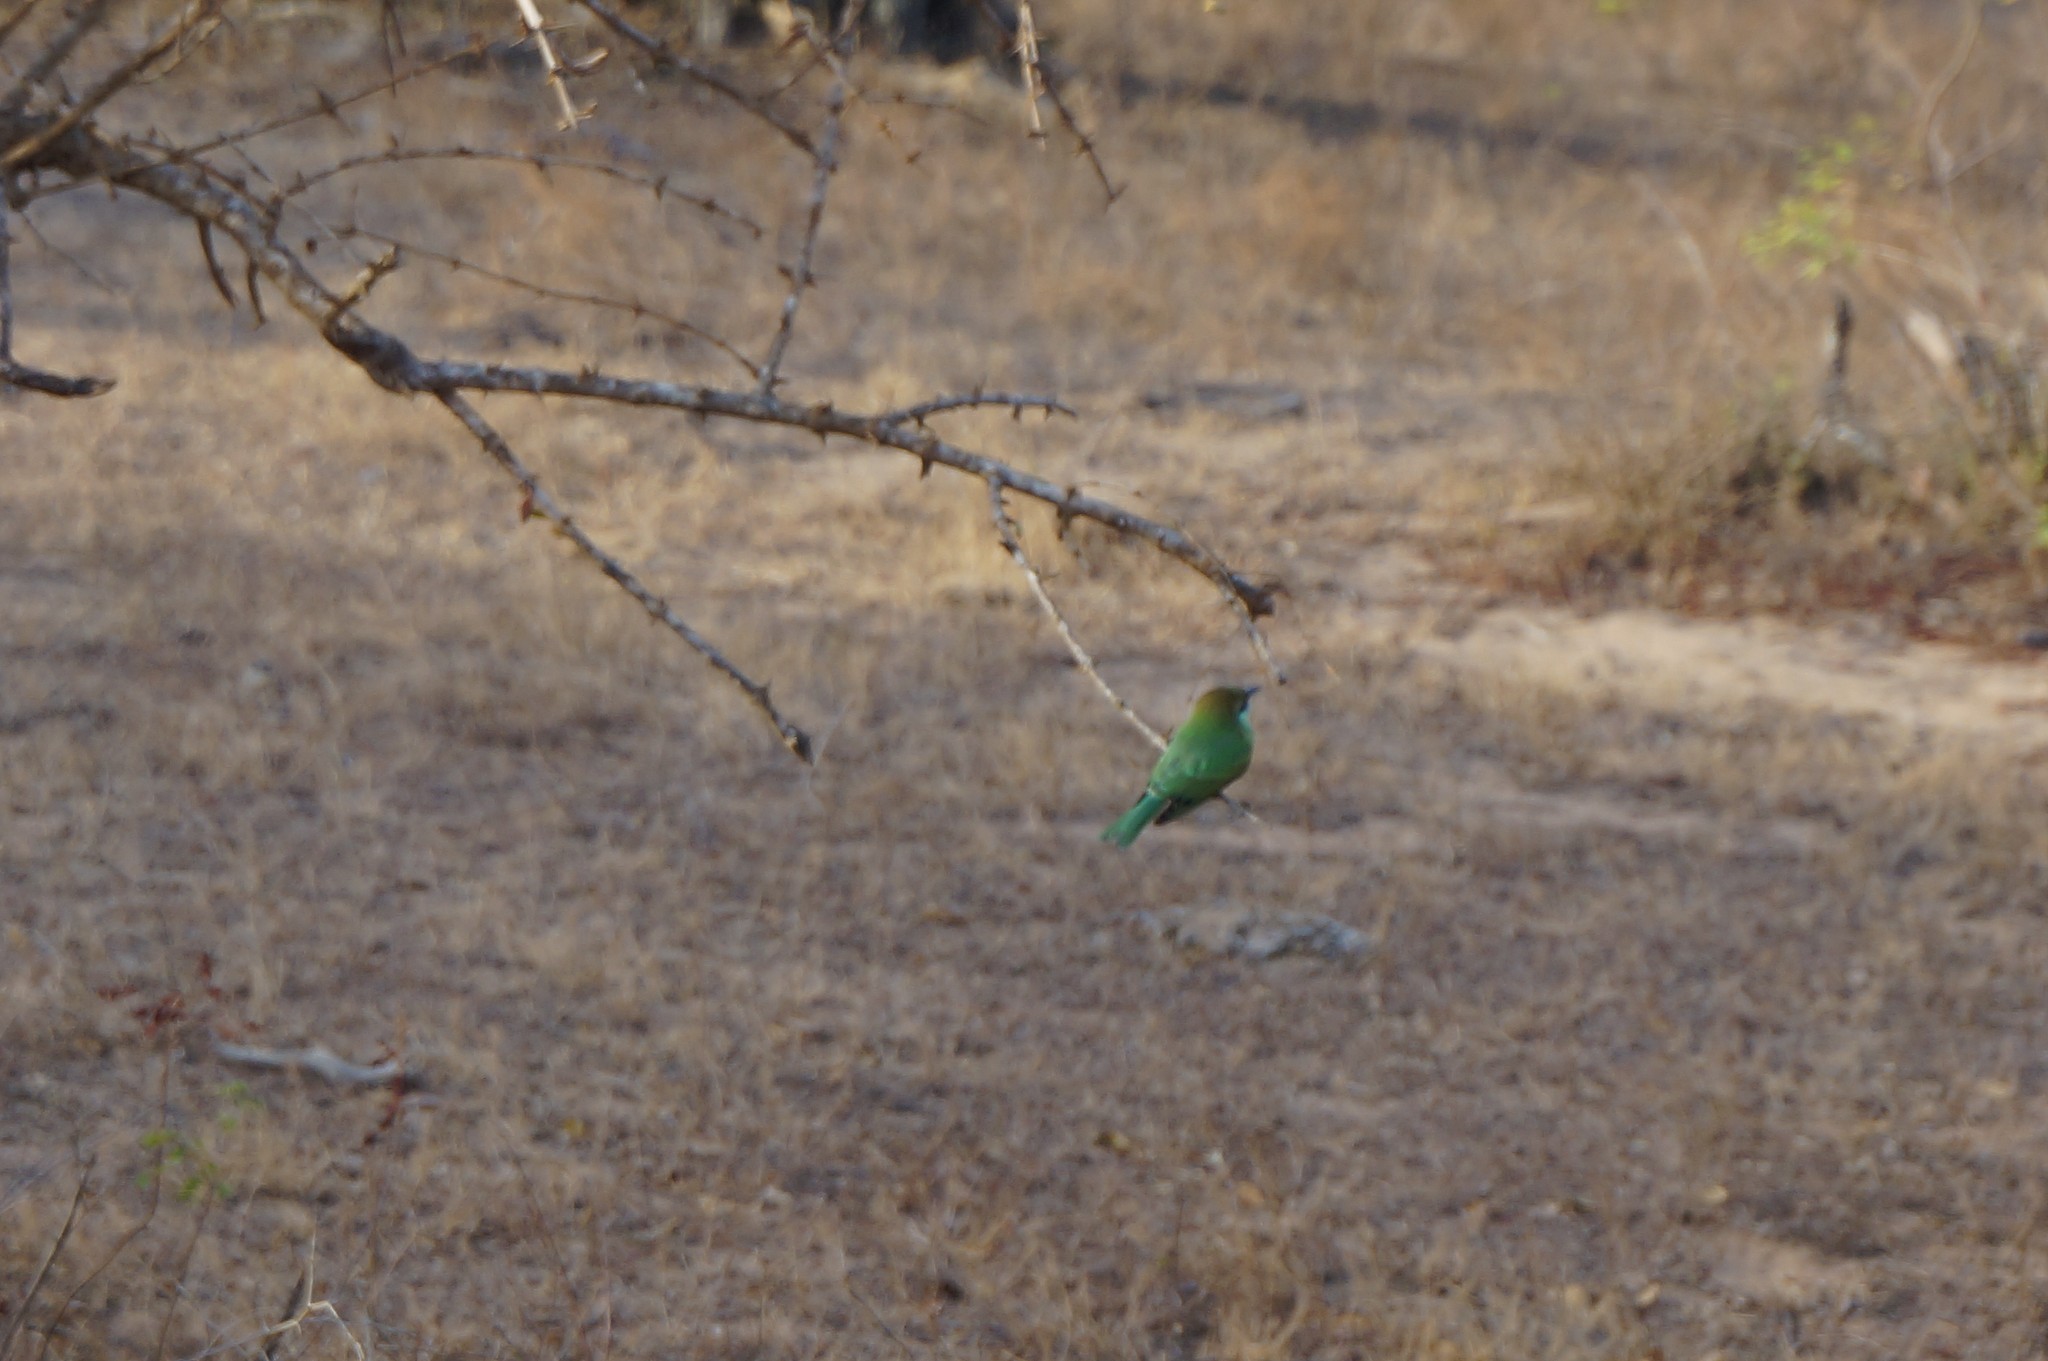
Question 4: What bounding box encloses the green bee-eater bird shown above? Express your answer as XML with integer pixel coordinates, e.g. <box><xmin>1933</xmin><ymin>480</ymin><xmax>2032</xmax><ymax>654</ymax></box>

<box><xmin>1100</xmin><ymin>686</ymin><xmax>1258</xmax><ymax>848</ymax></box>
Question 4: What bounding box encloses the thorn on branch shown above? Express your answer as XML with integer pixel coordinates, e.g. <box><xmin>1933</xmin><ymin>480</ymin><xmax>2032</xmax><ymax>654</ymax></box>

<box><xmin>879</xmin><ymin>391</ymin><xmax>1077</xmax><ymax>426</ymax></box>
<box><xmin>196</xmin><ymin>219</ymin><xmax>234</xmax><ymax>308</ymax></box>
<box><xmin>244</xmin><ymin>258</ymin><xmax>265</xmax><ymax>325</ymax></box>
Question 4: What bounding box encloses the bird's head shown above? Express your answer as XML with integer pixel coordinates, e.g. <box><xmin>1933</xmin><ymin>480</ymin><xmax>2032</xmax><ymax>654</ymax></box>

<box><xmin>1193</xmin><ymin>685</ymin><xmax>1258</xmax><ymax>720</ymax></box>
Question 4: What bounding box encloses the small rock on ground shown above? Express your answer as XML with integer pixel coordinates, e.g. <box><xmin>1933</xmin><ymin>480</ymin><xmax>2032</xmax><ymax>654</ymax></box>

<box><xmin>1136</xmin><ymin>906</ymin><xmax>1373</xmax><ymax>962</ymax></box>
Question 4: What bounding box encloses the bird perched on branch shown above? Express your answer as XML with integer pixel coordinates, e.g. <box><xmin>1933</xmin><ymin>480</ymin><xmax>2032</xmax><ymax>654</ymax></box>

<box><xmin>1100</xmin><ymin>686</ymin><xmax>1257</xmax><ymax>848</ymax></box>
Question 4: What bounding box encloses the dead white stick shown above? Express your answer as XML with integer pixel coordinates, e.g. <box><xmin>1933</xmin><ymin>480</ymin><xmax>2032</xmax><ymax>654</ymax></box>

<box><xmin>509</xmin><ymin>0</ymin><xmax>586</xmax><ymax>130</ymax></box>
<box><xmin>213</xmin><ymin>1040</ymin><xmax>405</xmax><ymax>1087</ymax></box>
<box><xmin>1015</xmin><ymin>1</ymin><xmax>1044</xmax><ymax>144</ymax></box>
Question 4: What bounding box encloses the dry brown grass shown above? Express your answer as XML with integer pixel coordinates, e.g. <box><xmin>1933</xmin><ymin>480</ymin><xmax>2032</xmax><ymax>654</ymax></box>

<box><xmin>12</xmin><ymin>3</ymin><xmax>2048</xmax><ymax>1359</ymax></box>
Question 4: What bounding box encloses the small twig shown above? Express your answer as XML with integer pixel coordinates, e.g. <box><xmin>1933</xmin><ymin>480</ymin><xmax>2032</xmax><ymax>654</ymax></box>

<box><xmin>504</xmin><ymin>1138</ymin><xmax>589</xmax><ymax>1358</ymax></box>
<box><xmin>0</xmin><ymin>178</ymin><xmax>12</xmax><ymax>361</ymax></box>
<box><xmin>587</xmin><ymin>1227</ymin><xmax>615</xmax><ymax>1361</ymax></box>
<box><xmin>846</xmin><ymin>1279</ymin><xmax>919</xmax><ymax>1361</ymax></box>
<box><xmin>1</xmin><ymin>0</ymin><xmax>218</xmax><ymax>168</ymax></box>
<box><xmin>1917</xmin><ymin>0</ymin><xmax>1984</xmax><ymax>191</ymax></box>
<box><xmin>262</xmin><ymin>1293</ymin><xmax>366</xmax><ymax>1358</ymax></box>
<box><xmin>259</xmin><ymin>1252</ymin><xmax>312</xmax><ymax>1361</ymax></box>
<box><xmin>0</xmin><ymin>196</ymin><xmax>114</xmax><ymax>391</ymax></box>
<box><xmin>763</xmin><ymin>47</ymin><xmax>826</xmax><ymax>102</ymax></box>
<box><xmin>0</xmin><ymin>357</ymin><xmax>115</xmax><ymax>395</ymax></box>
<box><xmin>333</xmin><ymin>223</ymin><xmax>760</xmax><ymax>379</ymax></box>
<box><xmin>213</xmin><ymin>1039</ymin><xmax>408</xmax><ymax>1087</ymax></box>
<box><xmin>0</xmin><ymin>1163</ymin><xmax>90</xmax><ymax>1361</ymax></box>
<box><xmin>0</xmin><ymin>0</ymin><xmax>43</xmax><ymax>51</ymax></box>
<box><xmin>148</xmin><ymin>1190</ymin><xmax>215</xmax><ymax>1361</ymax></box>
<box><xmin>508</xmin><ymin>0</ymin><xmax>588</xmax><ymax>130</ymax></box>
<box><xmin>882</xmin><ymin>390</ymin><xmax>1076</xmax><ymax>425</ymax></box>
<box><xmin>576</xmin><ymin>0</ymin><xmax>817</xmax><ymax>157</ymax></box>
<box><xmin>7</xmin><ymin>185</ymin><xmax>117</xmax><ymax>296</ymax></box>
<box><xmin>250</xmin><ymin>1245</ymin><xmax>366</xmax><ymax>1361</ymax></box>
<box><xmin>0</xmin><ymin>0</ymin><xmax>114</xmax><ymax>115</ymax></box>
<box><xmin>243</xmin><ymin>256</ymin><xmax>264</xmax><ymax>325</ymax></box>
<box><xmin>1037</xmin><ymin>64</ymin><xmax>1117</xmax><ymax>204</ymax></box>
<box><xmin>757</xmin><ymin>74</ymin><xmax>844</xmax><ymax>392</ymax></box>
<box><xmin>330</xmin><ymin>246</ymin><xmax>401</xmax><ymax>319</ymax></box>
<box><xmin>436</xmin><ymin>390</ymin><xmax>815</xmax><ymax>762</ymax></box>
<box><xmin>176</xmin><ymin>43</ymin><xmax>488</xmax><ymax>158</ymax></box>
<box><xmin>194</xmin><ymin>219</ymin><xmax>234</xmax><ymax>308</ymax></box>
<box><xmin>1630</xmin><ymin>174</ymin><xmax>1714</xmax><ymax>313</ymax></box>
<box><xmin>988</xmin><ymin>478</ymin><xmax>1164</xmax><ymax>750</ymax></box>
<box><xmin>283</xmin><ymin>146</ymin><xmax>761</xmax><ymax>235</ymax></box>
<box><xmin>853</xmin><ymin>85</ymin><xmax>995</xmax><ymax>129</ymax></box>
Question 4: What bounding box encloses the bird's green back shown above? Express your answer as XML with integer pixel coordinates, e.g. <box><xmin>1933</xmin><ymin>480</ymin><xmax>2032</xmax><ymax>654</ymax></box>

<box><xmin>1149</xmin><ymin>696</ymin><xmax>1253</xmax><ymax>804</ymax></box>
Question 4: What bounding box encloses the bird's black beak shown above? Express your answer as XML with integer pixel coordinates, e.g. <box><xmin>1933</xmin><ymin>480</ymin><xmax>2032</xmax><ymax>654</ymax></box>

<box><xmin>1244</xmin><ymin>685</ymin><xmax>1261</xmax><ymax>701</ymax></box>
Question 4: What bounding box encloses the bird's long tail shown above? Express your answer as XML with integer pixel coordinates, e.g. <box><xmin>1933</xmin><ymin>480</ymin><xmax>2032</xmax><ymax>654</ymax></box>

<box><xmin>1101</xmin><ymin>791</ymin><xmax>1170</xmax><ymax>848</ymax></box>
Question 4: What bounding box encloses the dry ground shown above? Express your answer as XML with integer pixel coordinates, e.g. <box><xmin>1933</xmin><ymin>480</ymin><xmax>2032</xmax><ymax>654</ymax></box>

<box><xmin>11</xmin><ymin>3</ymin><xmax>2048</xmax><ymax>1359</ymax></box>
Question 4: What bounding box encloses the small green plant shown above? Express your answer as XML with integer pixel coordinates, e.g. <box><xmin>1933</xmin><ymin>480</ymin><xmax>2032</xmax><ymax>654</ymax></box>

<box><xmin>138</xmin><ymin>1082</ymin><xmax>265</xmax><ymax>1202</ymax></box>
<box><xmin>1745</xmin><ymin>138</ymin><xmax>1862</xmax><ymax>279</ymax></box>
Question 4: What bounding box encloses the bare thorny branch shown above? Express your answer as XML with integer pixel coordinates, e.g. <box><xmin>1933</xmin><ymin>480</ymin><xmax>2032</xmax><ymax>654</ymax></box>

<box><xmin>758</xmin><ymin>73</ymin><xmax>841</xmax><ymax>393</ymax></box>
<box><xmin>439</xmin><ymin>387</ymin><xmax>815</xmax><ymax>760</ymax></box>
<box><xmin>278</xmin><ymin>145</ymin><xmax>762</xmax><ymax>234</ymax></box>
<box><xmin>0</xmin><ymin>0</ymin><xmax>1275</xmax><ymax>763</ymax></box>
<box><xmin>576</xmin><ymin>0</ymin><xmax>816</xmax><ymax>156</ymax></box>
<box><xmin>0</xmin><ymin>0</ymin><xmax>220</xmax><ymax>170</ymax></box>
<box><xmin>326</xmin><ymin>222</ymin><xmax>764</xmax><ymax>379</ymax></box>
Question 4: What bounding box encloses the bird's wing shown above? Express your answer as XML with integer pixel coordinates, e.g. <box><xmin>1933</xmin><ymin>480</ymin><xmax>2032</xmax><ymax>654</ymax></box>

<box><xmin>1151</xmin><ymin>794</ymin><xmax>1211</xmax><ymax>826</ymax></box>
<box><xmin>1150</xmin><ymin>740</ymin><xmax>1249</xmax><ymax>809</ymax></box>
